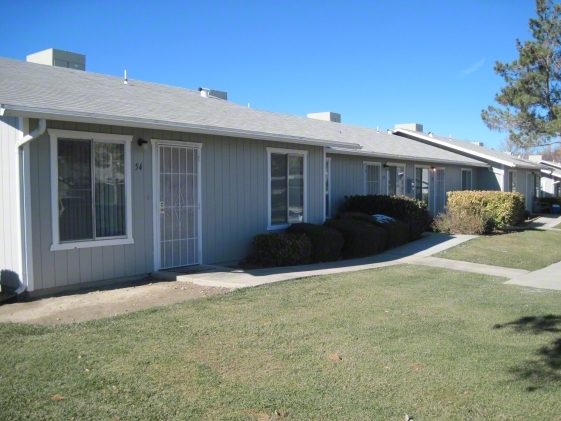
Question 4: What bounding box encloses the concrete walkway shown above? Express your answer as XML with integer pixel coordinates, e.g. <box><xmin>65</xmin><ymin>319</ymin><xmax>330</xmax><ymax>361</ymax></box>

<box><xmin>153</xmin><ymin>215</ymin><xmax>561</xmax><ymax>291</ymax></box>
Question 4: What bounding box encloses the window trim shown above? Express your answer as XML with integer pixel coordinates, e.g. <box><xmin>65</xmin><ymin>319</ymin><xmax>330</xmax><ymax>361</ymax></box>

<box><xmin>385</xmin><ymin>162</ymin><xmax>406</xmax><ymax>196</ymax></box>
<box><xmin>363</xmin><ymin>161</ymin><xmax>382</xmax><ymax>195</ymax></box>
<box><xmin>49</xmin><ymin>129</ymin><xmax>134</xmax><ymax>251</ymax></box>
<box><xmin>267</xmin><ymin>147</ymin><xmax>308</xmax><ymax>230</ymax></box>
<box><xmin>461</xmin><ymin>168</ymin><xmax>472</xmax><ymax>191</ymax></box>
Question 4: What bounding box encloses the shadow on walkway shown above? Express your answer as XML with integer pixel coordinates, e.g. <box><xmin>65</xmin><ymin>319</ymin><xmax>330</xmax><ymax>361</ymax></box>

<box><xmin>494</xmin><ymin>315</ymin><xmax>561</xmax><ymax>391</ymax></box>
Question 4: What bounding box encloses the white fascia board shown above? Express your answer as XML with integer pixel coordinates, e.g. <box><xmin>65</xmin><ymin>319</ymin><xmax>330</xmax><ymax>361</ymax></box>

<box><xmin>541</xmin><ymin>168</ymin><xmax>561</xmax><ymax>179</ymax></box>
<box><xmin>392</xmin><ymin>128</ymin><xmax>519</xmax><ymax>168</ymax></box>
<box><xmin>326</xmin><ymin>147</ymin><xmax>488</xmax><ymax>167</ymax></box>
<box><xmin>0</xmin><ymin>104</ymin><xmax>362</xmax><ymax>150</ymax></box>
<box><xmin>539</xmin><ymin>160</ymin><xmax>561</xmax><ymax>170</ymax></box>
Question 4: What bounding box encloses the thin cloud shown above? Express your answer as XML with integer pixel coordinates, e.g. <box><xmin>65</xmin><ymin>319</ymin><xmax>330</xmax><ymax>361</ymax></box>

<box><xmin>458</xmin><ymin>59</ymin><xmax>485</xmax><ymax>78</ymax></box>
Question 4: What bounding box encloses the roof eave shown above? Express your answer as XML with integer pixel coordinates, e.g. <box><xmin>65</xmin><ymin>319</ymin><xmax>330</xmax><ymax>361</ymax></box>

<box><xmin>392</xmin><ymin>128</ymin><xmax>535</xmax><ymax>168</ymax></box>
<box><xmin>326</xmin><ymin>147</ymin><xmax>488</xmax><ymax>167</ymax></box>
<box><xmin>0</xmin><ymin>104</ymin><xmax>362</xmax><ymax>150</ymax></box>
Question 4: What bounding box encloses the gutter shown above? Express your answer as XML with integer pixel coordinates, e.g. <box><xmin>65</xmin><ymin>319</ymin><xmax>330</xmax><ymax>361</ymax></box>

<box><xmin>1</xmin><ymin>105</ymin><xmax>363</xmax><ymax>150</ymax></box>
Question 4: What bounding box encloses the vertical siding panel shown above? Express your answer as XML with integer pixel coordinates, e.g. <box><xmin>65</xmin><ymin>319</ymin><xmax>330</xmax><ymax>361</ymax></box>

<box><xmin>63</xmin><ymin>121</ymin><xmax>77</xmax><ymax>131</ymax></box>
<box><xmin>243</xmin><ymin>138</ymin><xmax>252</xmax><ymax>249</ymax></box>
<box><xmin>76</xmin><ymin>122</ymin><xmax>89</xmax><ymax>132</ymax></box>
<box><xmin>143</xmin><ymin>130</ymin><xmax>154</xmax><ymax>273</ymax></box>
<box><xmin>102</xmin><ymin>247</ymin><xmax>115</xmax><ymax>280</ymax></box>
<box><xmin>37</xmin><ymin>135</ymin><xmax>56</xmax><ymax>289</ymax></box>
<box><xmin>124</xmin><ymin>244</ymin><xmax>137</xmax><ymax>277</ymax></box>
<box><xmin>132</xmin><ymin>128</ymin><xmax>147</xmax><ymax>274</ymax></box>
<box><xmin>67</xmin><ymin>249</ymin><xmax>80</xmax><ymax>284</ymax></box>
<box><xmin>54</xmin><ymin>252</ymin><xmax>69</xmax><ymax>287</ymax></box>
<box><xmin>79</xmin><ymin>249</ymin><xmax>93</xmax><ymax>283</ymax></box>
<box><xmin>91</xmin><ymin>248</ymin><xmax>104</xmax><ymax>281</ymax></box>
<box><xmin>113</xmin><ymin>245</ymin><xmax>125</xmax><ymax>278</ymax></box>
<box><xmin>30</xmin><ymin>139</ymin><xmax>43</xmax><ymax>290</ymax></box>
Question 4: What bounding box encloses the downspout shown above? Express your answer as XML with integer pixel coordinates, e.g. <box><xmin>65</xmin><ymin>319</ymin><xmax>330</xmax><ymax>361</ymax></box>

<box><xmin>13</xmin><ymin>119</ymin><xmax>46</xmax><ymax>295</ymax></box>
<box><xmin>18</xmin><ymin>118</ymin><xmax>46</xmax><ymax>148</ymax></box>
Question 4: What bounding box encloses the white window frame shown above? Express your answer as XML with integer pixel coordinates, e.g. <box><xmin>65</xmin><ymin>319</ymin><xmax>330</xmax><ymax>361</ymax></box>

<box><xmin>385</xmin><ymin>162</ymin><xmax>406</xmax><ymax>196</ymax></box>
<box><xmin>508</xmin><ymin>170</ymin><xmax>517</xmax><ymax>192</ymax></box>
<box><xmin>461</xmin><ymin>168</ymin><xmax>472</xmax><ymax>191</ymax></box>
<box><xmin>267</xmin><ymin>147</ymin><xmax>308</xmax><ymax>230</ymax></box>
<box><xmin>49</xmin><ymin>129</ymin><xmax>134</xmax><ymax>251</ymax></box>
<box><xmin>325</xmin><ymin>156</ymin><xmax>332</xmax><ymax>219</ymax></box>
<box><xmin>433</xmin><ymin>166</ymin><xmax>446</xmax><ymax>214</ymax></box>
<box><xmin>363</xmin><ymin>162</ymin><xmax>382</xmax><ymax>195</ymax></box>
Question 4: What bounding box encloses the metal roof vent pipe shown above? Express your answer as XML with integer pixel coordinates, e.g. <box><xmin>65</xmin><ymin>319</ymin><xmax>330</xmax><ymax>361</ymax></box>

<box><xmin>387</xmin><ymin>129</ymin><xmax>393</xmax><ymax>134</ymax></box>
<box><xmin>428</xmin><ymin>132</ymin><xmax>434</xmax><ymax>137</ymax></box>
<box><xmin>199</xmin><ymin>87</ymin><xmax>210</xmax><ymax>98</ymax></box>
<box><xmin>198</xmin><ymin>87</ymin><xmax>228</xmax><ymax>100</ymax></box>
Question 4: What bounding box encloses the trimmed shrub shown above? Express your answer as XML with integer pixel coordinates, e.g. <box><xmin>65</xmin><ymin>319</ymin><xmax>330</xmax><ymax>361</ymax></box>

<box><xmin>250</xmin><ymin>232</ymin><xmax>312</xmax><ymax>267</ymax></box>
<box><xmin>286</xmin><ymin>223</ymin><xmax>344</xmax><ymax>263</ymax></box>
<box><xmin>340</xmin><ymin>195</ymin><xmax>432</xmax><ymax>241</ymax></box>
<box><xmin>324</xmin><ymin>219</ymin><xmax>388</xmax><ymax>258</ymax></box>
<box><xmin>432</xmin><ymin>210</ymin><xmax>495</xmax><ymax>235</ymax></box>
<box><xmin>446</xmin><ymin>191</ymin><xmax>525</xmax><ymax>228</ymax></box>
<box><xmin>338</xmin><ymin>212</ymin><xmax>409</xmax><ymax>249</ymax></box>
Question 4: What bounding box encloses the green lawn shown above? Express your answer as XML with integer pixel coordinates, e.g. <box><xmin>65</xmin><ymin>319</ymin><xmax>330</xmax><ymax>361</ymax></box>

<box><xmin>1</xmin><ymin>265</ymin><xmax>560</xmax><ymax>420</ymax></box>
<box><xmin>553</xmin><ymin>222</ymin><xmax>561</xmax><ymax>229</ymax></box>
<box><xmin>435</xmin><ymin>229</ymin><xmax>561</xmax><ymax>270</ymax></box>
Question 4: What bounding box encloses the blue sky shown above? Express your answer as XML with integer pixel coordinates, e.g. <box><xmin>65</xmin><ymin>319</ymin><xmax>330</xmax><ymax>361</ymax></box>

<box><xmin>0</xmin><ymin>0</ymin><xmax>537</xmax><ymax>150</ymax></box>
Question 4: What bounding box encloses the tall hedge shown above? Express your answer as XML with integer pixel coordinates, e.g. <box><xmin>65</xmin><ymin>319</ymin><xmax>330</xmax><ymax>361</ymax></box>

<box><xmin>445</xmin><ymin>191</ymin><xmax>525</xmax><ymax>228</ymax></box>
<box><xmin>337</xmin><ymin>212</ymin><xmax>409</xmax><ymax>249</ymax></box>
<box><xmin>339</xmin><ymin>195</ymin><xmax>432</xmax><ymax>241</ymax></box>
<box><xmin>324</xmin><ymin>219</ymin><xmax>388</xmax><ymax>258</ymax></box>
<box><xmin>250</xmin><ymin>232</ymin><xmax>312</xmax><ymax>267</ymax></box>
<box><xmin>286</xmin><ymin>223</ymin><xmax>344</xmax><ymax>262</ymax></box>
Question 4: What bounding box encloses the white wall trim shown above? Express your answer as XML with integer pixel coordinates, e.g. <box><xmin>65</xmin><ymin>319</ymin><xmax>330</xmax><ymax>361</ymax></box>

<box><xmin>151</xmin><ymin>139</ymin><xmax>203</xmax><ymax>270</ymax></box>
<box><xmin>48</xmin><ymin>129</ymin><xmax>134</xmax><ymax>251</ymax></box>
<box><xmin>21</xmin><ymin>138</ymin><xmax>35</xmax><ymax>291</ymax></box>
<box><xmin>267</xmin><ymin>147</ymin><xmax>308</xmax><ymax>230</ymax></box>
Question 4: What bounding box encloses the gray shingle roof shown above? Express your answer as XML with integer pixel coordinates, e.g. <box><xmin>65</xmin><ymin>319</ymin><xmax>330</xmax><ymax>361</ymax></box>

<box><xmin>394</xmin><ymin>129</ymin><xmax>541</xmax><ymax>169</ymax></box>
<box><xmin>0</xmin><ymin>57</ymin><xmax>486</xmax><ymax>166</ymax></box>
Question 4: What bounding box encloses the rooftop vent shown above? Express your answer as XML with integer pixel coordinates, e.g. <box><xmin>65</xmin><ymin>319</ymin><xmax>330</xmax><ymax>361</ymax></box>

<box><xmin>471</xmin><ymin>141</ymin><xmax>484</xmax><ymax>147</ymax></box>
<box><xmin>395</xmin><ymin>123</ymin><xmax>423</xmax><ymax>132</ymax></box>
<box><xmin>528</xmin><ymin>154</ymin><xmax>543</xmax><ymax>162</ymax></box>
<box><xmin>198</xmin><ymin>87</ymin><xmax>227</xmax><ymax>100</ymax></box>
<box><xmin>27</xmin><ymin>48</ymin><xmax>85</xmax><ymax>70</ymax></box>
<box><xmin>307</xmin><ymin>112</ymin><xmax>341</xmax><ymax>123</ymax></box>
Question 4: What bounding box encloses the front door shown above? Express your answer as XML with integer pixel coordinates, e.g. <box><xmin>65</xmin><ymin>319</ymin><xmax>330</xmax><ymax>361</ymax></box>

<box><xmin>158</xmin><ymin>144</ymin><xmax>200</xmax><ymax>269</ymax></box>
<box><xmin>525</xmin><ymin>172</ymin><xmax>533</xmax><ymax>212</ymax></box>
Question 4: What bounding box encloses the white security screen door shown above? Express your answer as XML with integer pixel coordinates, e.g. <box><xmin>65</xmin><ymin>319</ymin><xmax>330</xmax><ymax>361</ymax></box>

<box><xmin>435</xmin><ymin>169</ymin><xmax>445</xmax><ymax>215</ymax></box>
<box><xmin>158</xmin><ymin>145</ymin><xmax>200</xmax><ymax>269</ymax></box>
<box><xmin>526</xmin><ymin>172</ymin><xmax>533</xmax><ymax>212</ymax></box>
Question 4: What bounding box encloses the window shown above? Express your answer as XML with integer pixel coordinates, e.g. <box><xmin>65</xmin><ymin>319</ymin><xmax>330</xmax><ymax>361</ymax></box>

<box><xmin>49</xmin><ymin>130</ymin><xmax>133</xmax><ymax>250</ymax></box>
<box><xmin>267</xmin><ymin>148</ymin><xmax>307</xmax><ymax>229</ymax></box>
<box><xmin>534</xmin><ymin>173</ymin><xmax>541</xmax><ymax>198</ymax></box>
<box><xmin>415</xmin><ymin>167</ymin><xmax>430</xmax><ymax>204</ymax></box>
<box><xmin>364</xmin><ymin>163</ymin><xmax>381</xmax><ymax>195</ymax></box>
<box><xmin>461</xmin><ymin>169</ymin><xmax>472</xmax><ymax>191</ymax></box>
<box><xmin>325</xmin><ymin>157</ymin><xmax>331</xmax><ymax>218</ymax></box>
<box><xmin>387</xmin><ymin>165</ymin><xmax>405</xmax><ymax>196</ymax></box>
<box><xmin>508</xmin><ymin>170</ymin><xmax>517</xmax><ymax>192</ymax></box>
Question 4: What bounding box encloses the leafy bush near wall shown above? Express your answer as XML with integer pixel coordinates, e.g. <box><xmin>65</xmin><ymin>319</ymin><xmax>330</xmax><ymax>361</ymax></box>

<box><xmin>324</xmin><ymin>219</ymin><xmax>388</xmax><ymax>258</ymax></box>
<box><xmin>250</xmin><ymin>233</ymin><xmax>312</xmax><ymax>267</ymax></box>
<box><xmin>446</xmin><ymin>191</ymin><xmax>525</xmax><ymax>228</ymax></box>
<box><xmin>286</xmin><ymin>223</ymin><xmax>344</xmax><ymax>263</ymax></box>
<box><xmin>432</xmin><ymin>210</ymin><xmax>495</xmax><ymax>235</ymax></box>
<box><xmin>337</xmin><ymin>212</ymin><xmax>409</xmax><ymax>249</ymax></box>
<box><xmin>339</xmin><ymin>195</ymin><xmax>432</xmax><ymax>241</ymax></box>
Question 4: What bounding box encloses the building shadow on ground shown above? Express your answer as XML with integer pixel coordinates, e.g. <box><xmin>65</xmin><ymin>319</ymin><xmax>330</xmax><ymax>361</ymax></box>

<box><xmin>494</xmin><ymin>315</ymin><xmax>561</xmax><ymax>391</ymax></box>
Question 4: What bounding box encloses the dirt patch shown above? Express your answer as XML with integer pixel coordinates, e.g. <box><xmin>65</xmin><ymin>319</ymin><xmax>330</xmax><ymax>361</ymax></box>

<box><xmin>0</xmin><ymin>277</ymin><xmax>230</xmax><ymax>325</ymax></box>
